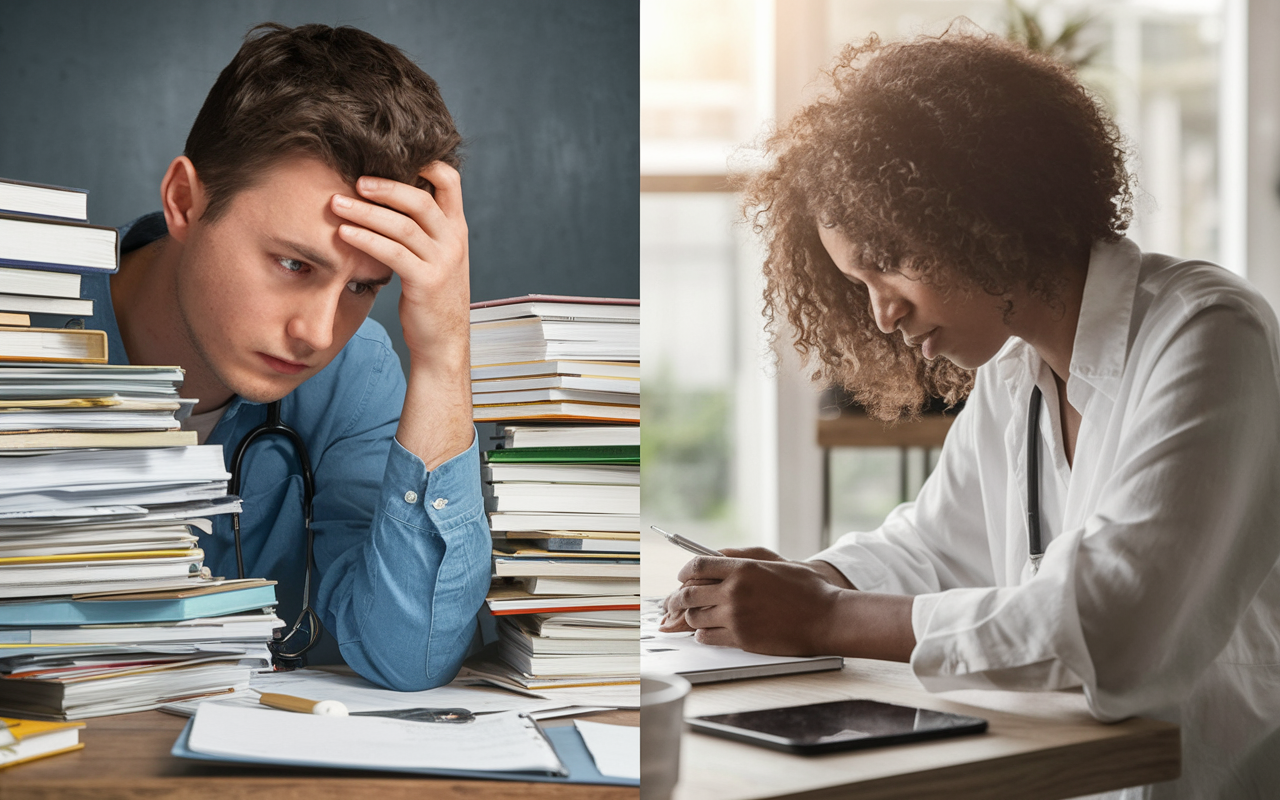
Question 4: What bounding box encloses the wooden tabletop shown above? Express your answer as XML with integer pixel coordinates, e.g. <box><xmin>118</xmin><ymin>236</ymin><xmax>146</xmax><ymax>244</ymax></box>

<box><xmin>0</xmin><ymin>708</ymin><xmax>639</xmax><ymax>799</ymax></box>
<box><xmin>672</xmin><ymin>659</ymin><xmax>1180</xmax><ymax>800</ymax></box>
<box><xmin>817</xmin><ymin>411</ymin><xmax>955</xmax><ymax>449</ymax></box>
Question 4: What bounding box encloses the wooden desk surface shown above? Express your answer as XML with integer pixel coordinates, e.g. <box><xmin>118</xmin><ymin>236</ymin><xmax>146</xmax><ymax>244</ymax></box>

<box><xmin>673</xmin><ymin>660</ymin><xmax>1180</xmax><ymax>800</ymax></box>
<box><xmin>0</xmin><ymin>708</ymin><xmax>639</xmax><ymax>800</ymax></box>
<box><xmin>817</xmin><ymin>411</ymin><xmax>954</xmax><ymax>449</ymax></box>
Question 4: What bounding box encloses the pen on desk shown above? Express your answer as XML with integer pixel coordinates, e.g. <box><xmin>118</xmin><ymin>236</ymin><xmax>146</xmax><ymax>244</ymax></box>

<box><xmin>259</xmin><ymin>692</ymin><xmax>349</xmax><ymax>716</ymax></box>
<box><xmin>650</xmin><ymin>525</ymin><xmax>721</xmax><ymax>557</ymax></box>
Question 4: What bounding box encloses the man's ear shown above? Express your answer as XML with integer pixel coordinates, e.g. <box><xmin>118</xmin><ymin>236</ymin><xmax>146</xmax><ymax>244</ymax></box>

<box><xmin>159</xmin><ymin>156</ymin><xmax>207</xmax><ymax>244</ymax></box>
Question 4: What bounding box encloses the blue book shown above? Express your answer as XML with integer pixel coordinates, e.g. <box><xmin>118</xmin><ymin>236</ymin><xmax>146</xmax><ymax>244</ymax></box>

<box><xmin>0</xmin><ymin>584</ymin><xmax>277</xmax><ymax>627</ymax></box>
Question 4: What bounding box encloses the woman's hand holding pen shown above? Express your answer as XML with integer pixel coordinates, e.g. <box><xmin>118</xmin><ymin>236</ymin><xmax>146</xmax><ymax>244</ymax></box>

<box><xmin>661</xmin><ymin>550</ymin><xmax>916</xmax><ymax>662</ymax></box>
<box><xmin>659</xmin><ymin>548</ymin><xmax>853</xmax><ymax>634</ymax></box>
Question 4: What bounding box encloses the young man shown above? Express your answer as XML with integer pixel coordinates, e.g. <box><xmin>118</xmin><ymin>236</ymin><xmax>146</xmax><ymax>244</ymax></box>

<box><xmin>88</xmin><ymin>23</ymin><xmax>490</xmax><ymax>691</ymax></box>
<box><xmin>664</xmin><ymin>32</ymin><xmax>1280</xmax><ymax>798</ymax></box>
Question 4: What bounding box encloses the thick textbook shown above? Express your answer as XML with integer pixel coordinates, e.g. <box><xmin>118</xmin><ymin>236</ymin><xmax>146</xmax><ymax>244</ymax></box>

<box><xmin>0</xmin><ymin>177</ymin><xmax>88</xmax><ymax>222</ymax></box>
<box><xmin>0</xmin><ymin>327</ymin><xmax>107</xmax><ymax>363</ymax></box>
<box><xmin>0</xmin><ymin>266</ymin><xmax>81</xmax><ymax>299</ymax></box>
<box><xmin>0</xmin><ymin>214</ymin><xmax>118</xmax><ymax>274</ymax></box>
<box><xmin>0</xmin><ymin>293</ymin><xmax>93</xmax><ymax>316</ymax></box>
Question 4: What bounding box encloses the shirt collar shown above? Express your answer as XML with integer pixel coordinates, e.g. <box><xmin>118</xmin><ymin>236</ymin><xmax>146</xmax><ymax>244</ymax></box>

<box><xmin>995</xmin><ymin>236</ymin><xmax>1142</xmax><ymax>404</ymax></box>
<box><xmin>1067</xmin><ymin>236</ymin><xmax>1142</xmax><ymax>402</ymax></box>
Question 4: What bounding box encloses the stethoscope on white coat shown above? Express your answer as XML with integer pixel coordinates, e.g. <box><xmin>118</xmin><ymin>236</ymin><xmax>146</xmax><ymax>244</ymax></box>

<box><xmin>227</xmin><ymin>399</ymin><xmax>320</xmax><ymax>669</ymax></box>
<box><xmin>1027</xmin><ymin>386</ymin><xmax>1045</xmax><ymax>574</ymax></box>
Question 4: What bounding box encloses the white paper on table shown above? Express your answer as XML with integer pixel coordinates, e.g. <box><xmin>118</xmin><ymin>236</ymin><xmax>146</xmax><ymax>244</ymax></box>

<box><xmin>188</xmin><ymin>703</ymin><xmax>566</xmax><ymax>774</ymax></box>
<box><xmin>528</xmin><ymin>705</ymin><xmax>611</xmax><ymax>720</ymax></box>
<box><xmin>574</xmin><ymin>720</ymin><xmax>639</xmax><ymax>780</ymax></box>
<box><xmin>529</xmin><ymin>683</ymin><xmax>639</xmax><ymax>709</ymax></box>
<box><xmin>162</xmin><ymin>668</ymin><xmax>568</xmax><ymax>717</ymax></box>
<box><xmin>247</xmin><ymin>669</ymin><xmax>564</xmax><ymax>714</ymax></box>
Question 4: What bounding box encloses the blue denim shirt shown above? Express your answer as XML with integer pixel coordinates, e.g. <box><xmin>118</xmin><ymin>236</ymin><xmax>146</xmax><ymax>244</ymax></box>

<box><xmin>82</xmin><ymin>212</ymin><xmax>493</xmax><ymax>690</ymax></box>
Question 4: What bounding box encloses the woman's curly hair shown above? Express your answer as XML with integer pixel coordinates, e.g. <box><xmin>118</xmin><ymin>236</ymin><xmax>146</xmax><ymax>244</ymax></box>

<box><xmin>738</xmin><ymin>30</ymin><xmax>1133</xmax><ymax>421</ymax></box>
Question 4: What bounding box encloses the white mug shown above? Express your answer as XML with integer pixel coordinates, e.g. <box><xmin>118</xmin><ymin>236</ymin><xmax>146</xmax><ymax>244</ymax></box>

<box><xmin>640</xmin><ymin>672</ymin><xmax>692</xmax><ymax>800</ymax></box>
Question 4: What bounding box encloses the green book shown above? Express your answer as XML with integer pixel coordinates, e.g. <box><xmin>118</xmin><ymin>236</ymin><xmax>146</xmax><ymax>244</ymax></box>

<box><xmin>483</xmin><ymin>445</ymin><xmax>640</xmax><ymax>464</ymax></box>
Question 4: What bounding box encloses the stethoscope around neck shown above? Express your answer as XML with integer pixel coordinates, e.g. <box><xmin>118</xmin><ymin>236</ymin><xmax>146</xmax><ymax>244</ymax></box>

<box><xmin>227</xmin><ymin>399</ymin><xmax>321</xmax><ymax>668</ymax></box>
<box><xmin>1026</xmin><ymin>386</ymin><xmax>1045</xmax><ymax>574</ymax></box>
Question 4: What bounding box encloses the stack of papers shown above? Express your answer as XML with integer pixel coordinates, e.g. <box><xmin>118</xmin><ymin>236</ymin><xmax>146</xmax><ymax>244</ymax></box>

<box><xmin>0</xmin><ymin>446</ymin><xmax>238</xmax><ymax>597</ymax></box>
<box><xmin>0</xmin><ymin>365</ymin><xmax>197</xmax><ymax>449</ymax></box>
<box><xmin>0</xmin><ymin>581</ymin><xmax>279</xmax><ymax>720</ymax></box>
<box><xmin>0</xmin><ymin>294</ymin><xmax>274</xmax><ymax>719</ymax></box>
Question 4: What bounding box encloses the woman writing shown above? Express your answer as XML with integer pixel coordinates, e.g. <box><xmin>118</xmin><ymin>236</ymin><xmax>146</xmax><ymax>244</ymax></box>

<box><xmin>661</xmin><ymin>31</ymin><xmax>1280</xmax><ymax>799</ymax></box>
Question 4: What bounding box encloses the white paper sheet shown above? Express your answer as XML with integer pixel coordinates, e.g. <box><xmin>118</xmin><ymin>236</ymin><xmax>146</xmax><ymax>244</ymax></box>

<box><xmin>161</xmin><ymin>667</ymin><xmax>567</xmax><ymax>716</ymax></box>
<box><xmin>574</xmin><ymin>720</ymin><xmax>639</xmax><ymax>780</ymax></box>
<box><xmin>529</xmin><ymin>683</ymin><xmax>639</xmax><ymax>709</ymax></box>
<box><xmin>189</xmin><ymin>703</ymin><xmax>565</xmax><ymax>774</ymax></box>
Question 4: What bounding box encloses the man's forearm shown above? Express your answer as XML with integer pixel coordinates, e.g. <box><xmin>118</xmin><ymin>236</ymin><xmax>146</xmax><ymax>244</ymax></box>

<box><xmin>318</xmin><ymin>437</ymin><xmax>491</xmax><ymax>691</ymax></box>
<box><xmin>397</xmin><ymin>342</ymin><xmax>474</xmax><ymax>471</ymax></box>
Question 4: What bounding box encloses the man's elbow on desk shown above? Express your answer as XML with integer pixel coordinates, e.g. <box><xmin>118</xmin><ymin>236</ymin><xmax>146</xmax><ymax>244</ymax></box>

<box><xmin>338</xmin><ymin>620</ymin><xmax>483</xmax><ymax>691</ymax></box>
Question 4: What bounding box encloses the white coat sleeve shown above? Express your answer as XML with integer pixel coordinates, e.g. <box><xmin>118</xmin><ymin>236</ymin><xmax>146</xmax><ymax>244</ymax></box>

<box><xmin>808</xmin><ymin>373</ymin><xmax>1000</xmax><ymax>595</ymax></box>
<box><xmin>909</xmin><ymin>303</ymin><xmax>1280</xmax><ymax>721</ymax></box>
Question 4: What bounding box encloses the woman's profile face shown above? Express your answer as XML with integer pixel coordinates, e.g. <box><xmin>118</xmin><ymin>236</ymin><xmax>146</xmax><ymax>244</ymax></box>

<box><xmin>817</xmin><ymin>224</ymin><xmax>1012</xmax><ymax>370</ymax></box>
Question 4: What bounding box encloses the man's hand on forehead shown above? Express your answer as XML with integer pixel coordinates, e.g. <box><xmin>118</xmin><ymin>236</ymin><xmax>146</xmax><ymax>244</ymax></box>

<box><xmin>328</xmin><ymin>162</ymin><xmax>470</xmax><ymax>367</ymax></box>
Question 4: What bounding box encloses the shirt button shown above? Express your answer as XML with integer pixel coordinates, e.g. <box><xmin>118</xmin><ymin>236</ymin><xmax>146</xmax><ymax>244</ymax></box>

<box><xmin>404</xmin><ymin>491</ymin><xmax>418</xmax><ymax>504</ymax></box>
<box><xmin>432</xmin><ymin>497</ymin><xmax>449</xmax><ymax>510</ymax></box>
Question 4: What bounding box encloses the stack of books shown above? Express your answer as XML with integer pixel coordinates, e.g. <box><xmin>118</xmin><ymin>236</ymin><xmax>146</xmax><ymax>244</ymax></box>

<box><xmin>469</xmin><ymin>296</ymin><xmax>640</xmax><ymax>693</ymax></box>
<box><xmin>0</xmin><ymin>176</ymin><xmax>278</xmax><ymax>721</ymax></box>
<box><xmin>470</xmin><ymin>295</ymin><xmax>639</xmax><ymax>423</ymax></box>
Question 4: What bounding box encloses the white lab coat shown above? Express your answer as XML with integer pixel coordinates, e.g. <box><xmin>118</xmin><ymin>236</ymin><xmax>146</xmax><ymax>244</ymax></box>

<box><xmin>811</xmin><ymin>237</ymin><xmax>1280</xmax><ymax>799</ymax></box>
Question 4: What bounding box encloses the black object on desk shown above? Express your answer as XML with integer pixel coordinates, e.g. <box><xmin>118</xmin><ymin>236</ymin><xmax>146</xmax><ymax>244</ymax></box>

<box><xmin>688</xmin><ymin>698</ymin><xmax>987</xmax><ymax>755</ymax></box>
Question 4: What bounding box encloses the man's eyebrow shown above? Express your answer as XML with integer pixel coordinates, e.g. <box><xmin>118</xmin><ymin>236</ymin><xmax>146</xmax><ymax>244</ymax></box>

<box><xmin>269</xmin><ymin>235</ymin><xmax>393</xmax><ymax>286</ymax></box>
<box><xmin>269</xmin><ymin>236</ymin><xmax>337</xmax><ymax>272</ymax></box>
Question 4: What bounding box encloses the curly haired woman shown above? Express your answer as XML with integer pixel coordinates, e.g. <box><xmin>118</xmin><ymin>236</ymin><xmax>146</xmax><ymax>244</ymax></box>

<box><xmin>661</xmin><ymin>31</ymin><xmax>1280</xmax><ymax>799</ymax></box>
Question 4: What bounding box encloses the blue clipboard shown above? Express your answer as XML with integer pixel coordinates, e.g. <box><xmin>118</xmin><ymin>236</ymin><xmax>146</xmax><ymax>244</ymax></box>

<box><xmin>171</xmin><ymin>717</ymin><xmax>637</xmax><ymax>786</ymax></box>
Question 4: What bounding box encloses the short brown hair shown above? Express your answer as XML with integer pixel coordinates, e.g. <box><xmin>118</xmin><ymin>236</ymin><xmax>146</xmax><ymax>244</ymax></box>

<box><xmin>185</xmin><ymin>22</ymin><xmax>462</xmax><ymax>223</ymax></box>
<box><xmin>739</xmin><ymin>31</ymin><xmax>1132</xmax><ymax>421</ymax></box>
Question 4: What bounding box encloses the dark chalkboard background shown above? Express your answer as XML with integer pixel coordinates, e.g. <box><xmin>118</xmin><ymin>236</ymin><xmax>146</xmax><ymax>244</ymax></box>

<box><xmin>0</xmin><ymin>0</ymin><xmax>640</xmax><ymax>371</ymax></box>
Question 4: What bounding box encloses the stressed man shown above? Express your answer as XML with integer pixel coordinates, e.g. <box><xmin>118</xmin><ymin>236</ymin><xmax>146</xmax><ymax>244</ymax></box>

<box><xmin>88</xmin><ymin>23</ymin><xmax>490</xmax><ymax>690</ymax></box>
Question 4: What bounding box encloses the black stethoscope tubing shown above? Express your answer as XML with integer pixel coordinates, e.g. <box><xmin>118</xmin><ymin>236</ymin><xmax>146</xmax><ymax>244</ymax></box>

<box><xmin>227</xmin><ymin>399</ymin><xmax>321</xmax><ymax>667</ymax></box>
<box><xmin>1027</xmin><ymin>386</ymin><xmax>1044</xmax><ymax>573</ymax></box>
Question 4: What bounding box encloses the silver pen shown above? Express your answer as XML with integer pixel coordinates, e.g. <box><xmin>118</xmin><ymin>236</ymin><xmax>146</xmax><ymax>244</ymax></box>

<box><xmin>650</xmin><ymin>525</ymin><xmax>721</xmax><ymax>557</ymax></box>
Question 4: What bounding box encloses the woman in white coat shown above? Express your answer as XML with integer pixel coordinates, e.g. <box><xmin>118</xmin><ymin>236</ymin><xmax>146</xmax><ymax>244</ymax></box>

<box><xmin>661</xmin><ymin>31</ymin><xmax>1280</xmax><ymax>799</ymax></box>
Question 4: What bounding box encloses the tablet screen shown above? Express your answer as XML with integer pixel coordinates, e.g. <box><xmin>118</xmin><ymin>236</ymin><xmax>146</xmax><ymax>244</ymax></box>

<box><xmin>692</xmin><ymin>698</ymin><xmax>986</xmax><ymax>749</ymax></box>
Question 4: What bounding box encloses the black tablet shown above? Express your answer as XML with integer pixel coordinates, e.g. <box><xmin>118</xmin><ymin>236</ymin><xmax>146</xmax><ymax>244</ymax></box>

<box><xmin>687</xmin><ymin>698</ymin><xmax>988</xmax><ymax>755</ymax></box>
